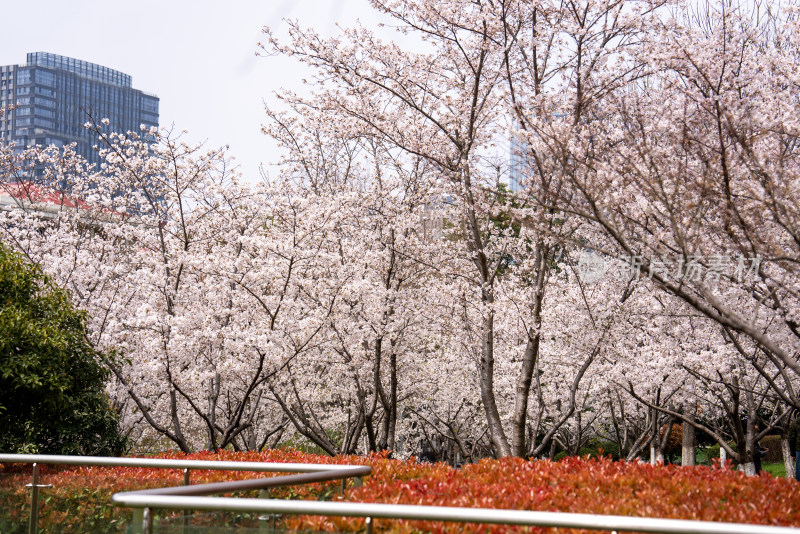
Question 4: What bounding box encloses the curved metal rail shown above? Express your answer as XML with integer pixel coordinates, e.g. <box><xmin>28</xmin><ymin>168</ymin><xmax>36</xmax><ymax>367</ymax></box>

<box><xmin>0</xmin><ymin>453</ymin><xmax>363</xmax><ymax>473</ymax></box>
<box><xmin>0</xmin><ymin>453</ymin><xmax>370</xmax><ymax>534</ymax></box>
<box><xmin>111</xmin><ymin>494</ymin><xmax>800</xmax><ymax>534</ymax></box>
<box><xmin>3</xmin><ymin>454</ymin><xmax>800</xmax><ymax>534</ymax></box>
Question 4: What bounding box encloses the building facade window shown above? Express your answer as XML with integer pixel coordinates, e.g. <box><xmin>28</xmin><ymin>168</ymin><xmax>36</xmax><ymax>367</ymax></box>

<box><xmin>16</xmin><ymin>70</ymin><xmax>31</xmax><ymax>85</ymax></box>
<box><xmin>1</xmin><ymin>53</ymin><xmax>159</xmax><ymax>169</ymax></box>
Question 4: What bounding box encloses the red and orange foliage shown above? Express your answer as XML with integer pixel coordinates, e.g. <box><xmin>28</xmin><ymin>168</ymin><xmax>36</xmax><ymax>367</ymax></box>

<box><xmin>660</xmin><ymin>423</ymin><xmax>684</xmax><ymax>458</ymax></box>
<box><xmin>2</xmin><ymin>450</ymin><xmax>799</xmax><ymax>533</ymax></box>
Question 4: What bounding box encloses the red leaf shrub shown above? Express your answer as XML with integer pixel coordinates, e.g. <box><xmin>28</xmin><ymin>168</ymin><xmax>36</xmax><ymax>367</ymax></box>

<box><xmin>303</xmin><ymin>455</ymin><xmax>800</xmax><ymax>533</ymax></box>
<box><xmin>2</xmin><ymin>451</ymin><xmax>799</xmax><ymax>533</ymax></box>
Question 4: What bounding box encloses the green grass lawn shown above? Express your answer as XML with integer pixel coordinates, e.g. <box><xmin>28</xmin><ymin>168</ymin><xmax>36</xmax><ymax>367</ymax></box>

<box><xmin>761</xmin><ymin>462</ymin><xmax>786</xmax><ymax>477</ymax></box>
<box><xmin>691</xmin><ymin>449</ymin><xmax>789</xmax><ymax>477</ymax></box>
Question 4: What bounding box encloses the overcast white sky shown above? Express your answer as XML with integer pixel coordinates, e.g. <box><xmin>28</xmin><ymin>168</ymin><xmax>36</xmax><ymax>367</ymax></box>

<box><xmin>0</xmin><ymin>0</ymin><xmax>385</xmax><ymax>181</ymax></box>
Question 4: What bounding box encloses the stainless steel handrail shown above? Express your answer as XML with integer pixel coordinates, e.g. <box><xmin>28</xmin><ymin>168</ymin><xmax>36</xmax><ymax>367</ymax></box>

<box><xmin>110</xmin><ymin>495</ymin><xmax>800</xmax><ymax>534</ymax></box>
<box><xmin>121</xmin><ymin>466</ymin><xmax>371</xmax><ymax>497</ymax></box>
<box><xmin>0</xmin><ymin>453</ymin><xmax>370</xmax><ymax>534</ymax></box>
<box><xmin>114</xmin><ymin>466</ymin><xmax>373</xmax><ymax>533</ymax></box>
<box><xmin>4</xmin><ymin>454</ymin><xmax>800</xmax><ymax>534</ymax></box>
<box><xmin>0</xmin><ymin>453</ymin><xmax>362</xmax><ymax>472</ymax></box>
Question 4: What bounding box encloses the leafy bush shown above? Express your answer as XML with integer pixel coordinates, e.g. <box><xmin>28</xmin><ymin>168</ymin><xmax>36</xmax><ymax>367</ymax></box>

<box><xmin>3</xmin><ymin>450</ymin><xmax>800</xmax><ymax>533</ymax></box>
<box><xmin>662</xmin><ymin>424</ymin><xmax>684</xmax><ymax>460</ymax></box>
<box><xmin>700</xmin><ymin>437</ymin><xmax>785</xmax><ymax>465</ymax></box>
<box><xmin>579</xmin><ymin>440</ymin><xmax>621</xmax><ymax>461</ymax></box>
<box><xmin>0</xmin><ymin>242</ymin><xmax>124</xmax><ymax>455</ymax></box>
<box><xmin>701</xmin><ymin>443</ymin><xmax>721</xmax><ymax>463</ymax></box>
<box><xmin>0</xmin><ymin>449</ymin><xmax>378</xmax><ymax>533</ymax></box>
<box><xmin>551</xmin><ymin>441</ymin><xmax>620</xmax><ymax>462</ymax></box>
<box><xmin>311</xmin><ymin>455</ymin><xmax>800</xmax><ymax>533</ymax></box>
<box><xmin>760</xmin><ymin>436</ymin><xmax>784</xmax><ymax>463</ymax></box>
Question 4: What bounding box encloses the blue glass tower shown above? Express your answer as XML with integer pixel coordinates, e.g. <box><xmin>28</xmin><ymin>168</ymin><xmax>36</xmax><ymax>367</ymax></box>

<box><xmin>0</xmin><ymin>52</ymin><xmax>159</xmax><ymax>168</ymax></box>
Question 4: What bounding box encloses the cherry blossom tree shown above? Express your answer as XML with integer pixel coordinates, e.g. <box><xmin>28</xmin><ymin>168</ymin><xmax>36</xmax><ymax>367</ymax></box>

<box><xmin>261</xmin><ymin>0</ymin><xmax>619</xmax><ymax>459</ymax></box>
<box><xmin>508</xmin><ymin>0</ymin><xmax>800</xmax><ymax>392</ymax></box>
<box><xmin>2</xmin><ymin>0</ymin><xmax>795</xmax><ymax>468</ymax></box>
<box><xmin>0</xmin><ymin>128</ymin><xmax>330</xmax><ymax>452</ymax></box>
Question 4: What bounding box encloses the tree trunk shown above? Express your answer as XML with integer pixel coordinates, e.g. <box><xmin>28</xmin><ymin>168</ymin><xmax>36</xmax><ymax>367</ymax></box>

<box><xmin>742</xmin><ymin>462</ymin><xmax>756</xmax><ymax>476</ymax></box>
<box><xmin>781</xmin><ymin>435</ymin><xmax>794</xmax><ymax>479</ymax></box>
<box><xmin>512</xmin><ymin>330</ymin><xmax>539</xmax><ymax>456</ymax></box>
<box><xmin>169</xmin><ymin>389</ymin><xmax>192</xmax><ymax>453</ymax></box>
<box><xmin>479</xmin><ymin>312</ymin><xmax>512</xmax><ymax>457</ymax></box>
<box><xmin>743</xmin><ymin>381</ymin><xmax>757</xmax><ymax>476</ymax></box>
<box><xmin>681</xmin><ymin>419</ymin><xmax>696</xmax><ymax>467</ymax></box>
<box><xmin>206</xmin><ymin>373</ymin><xmax>220</xmax><ymax>450</ymax></box>
<box><xmin>511</xmin><ymin>242</ymin><xmax>546</xmax><ymax>457</ymax></box>
<box><xmin>649</xmin><ymin>406</ymin><xmax>659</xmax><ymax>465</ymax></box>
<box><xmin>386</xmin><ymin>349</ymin><xmax>398</xmax><ymax>452</ymax></box>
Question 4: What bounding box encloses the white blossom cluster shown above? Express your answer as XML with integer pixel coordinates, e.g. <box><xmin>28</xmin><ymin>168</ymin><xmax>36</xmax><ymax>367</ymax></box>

<box><xmin>1</xmin><ymin>0</ymin><xmax>797</xmax><ymax>471</ymax></box>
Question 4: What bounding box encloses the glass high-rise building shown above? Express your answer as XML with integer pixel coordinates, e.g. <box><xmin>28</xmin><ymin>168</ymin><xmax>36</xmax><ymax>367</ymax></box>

<box><xmin>509</xmin><ymin>133</ymin><xmax>527</xmax><ymax>193</ymax></box>
<box><xmin>0</xmin><ymin>52</ymin><xmax>159</xmax><ymax>169</ymax></box>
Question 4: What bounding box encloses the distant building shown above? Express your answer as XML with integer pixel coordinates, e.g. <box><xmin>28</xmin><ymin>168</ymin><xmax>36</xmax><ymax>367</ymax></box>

<box><xmin>1</xmin><ymin>181</ymin><xmax>126</xmax><ymax>236</ymax></box>
<box><xmin>509</xmin><ymin>113</ymin><xmax>567</xmax><ymax>193</ymax></box>
<box><xmin>1</xmin><ymin>181</ymin><xmax>94</xmax><ymax>221</ymax></box>
<box><xmin>508</xmin><ymin>133</ymin><xmax>528</xmax><ymax>193</ymax></box>
<box><xmin>0</xmin><ymin>52</ymin><xmax>159</xmax><ymax>169</ymax></box>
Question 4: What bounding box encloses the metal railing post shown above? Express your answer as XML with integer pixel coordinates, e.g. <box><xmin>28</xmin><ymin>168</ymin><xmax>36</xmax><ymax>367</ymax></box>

<box><xmin>27</xmin><ymin>463</ymin><xmax>40</xmax><ymax>534</ymax></box>
<box><xmin>26</xmin><ymin>462</ymin><xmax>52</xmax><ymax>534</ymax></box>
<box><xmin>132</xmin><ymin>508</ymin><xmax>144</xmax><ymax>529</ymax></box>
<box><xmin>183</xmin><ymin>468</ymin><xmax>191</xmax><ymax>530</ymax></box>
<box><xmin>258</xmin><ymin>489</ymin><xmax>272</xmax><ymax>533</ymax></box>
<box><xmin>365</xmin><ymin>516</ymin><xmax>374</xmax><ymax>534</ymax></box>
<box><xmin>142</xmin><ymin>507</ymin><xmax>153</xmax><ymax>534</ymax></box>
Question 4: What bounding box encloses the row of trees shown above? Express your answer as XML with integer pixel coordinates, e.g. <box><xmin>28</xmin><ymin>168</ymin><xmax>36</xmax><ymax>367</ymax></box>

<box><xmin>1</xmin><ymin>0</ymin><xmax>797</xmax><ymax>474</ymax></box>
